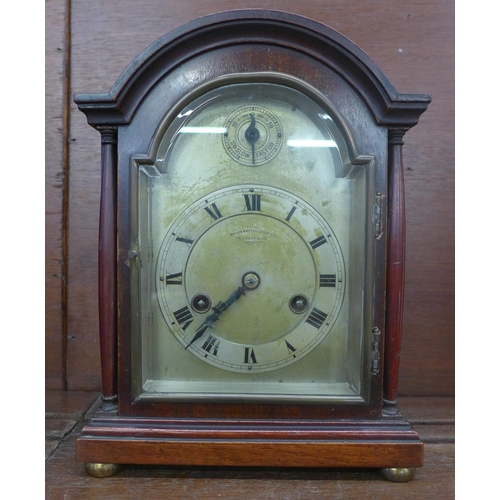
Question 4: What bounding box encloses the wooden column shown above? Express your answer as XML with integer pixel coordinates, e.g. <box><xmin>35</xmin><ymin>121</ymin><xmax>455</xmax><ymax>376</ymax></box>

<box><xmin>383</xmin><ymin>128</ymin><xmax>408</xmax><ymax>413</ymax></box>
<box><xmin>97</xmin><ymin>127</ymin><xmax>118</xmax><ymax>411</ymax></box>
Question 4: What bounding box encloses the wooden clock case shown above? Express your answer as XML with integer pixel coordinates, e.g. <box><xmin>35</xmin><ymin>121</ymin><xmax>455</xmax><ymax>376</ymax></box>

<box><xmin>74</xmin><ymin>10</ymin><xmax>431</xmax><ymax>479</ymax></box>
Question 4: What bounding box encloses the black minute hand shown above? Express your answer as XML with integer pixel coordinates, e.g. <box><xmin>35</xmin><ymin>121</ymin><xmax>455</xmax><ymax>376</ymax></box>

<box><xmin>185</xmin><ymin>284</ymin><xmax>247</xmax><ymax>349</ymax></box>
<box><xmin>244</xmin><ymin>113</ymin><xmax>260</xmax><ymax>165</ymax></box>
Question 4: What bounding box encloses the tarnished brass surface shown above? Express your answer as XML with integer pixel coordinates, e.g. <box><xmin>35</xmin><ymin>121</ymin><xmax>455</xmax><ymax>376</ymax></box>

<box><xmin>379</xmin><ymin>467</ymin><xmax>416</xmax><ymax>482</ymax></box>
<box><xmin>85</xmin><ymin>463</ymin><xmax>122</xmax><ymax>478</ymax></box>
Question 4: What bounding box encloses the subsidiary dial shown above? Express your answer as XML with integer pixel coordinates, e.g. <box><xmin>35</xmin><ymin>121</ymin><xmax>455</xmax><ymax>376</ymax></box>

<box><xmin>223</xmin><ymin>106</ymin><xmax>283</xmax><ymax>166</ymax></box>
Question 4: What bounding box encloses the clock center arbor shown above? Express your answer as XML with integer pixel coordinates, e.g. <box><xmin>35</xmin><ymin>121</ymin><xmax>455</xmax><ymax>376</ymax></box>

<box><xmin>74</xmin><ymin>10</ymin><xmax>430</xmax><ymax>480</ymax></box>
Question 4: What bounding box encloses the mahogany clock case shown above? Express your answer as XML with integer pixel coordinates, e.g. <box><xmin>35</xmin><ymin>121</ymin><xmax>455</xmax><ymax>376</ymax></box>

<box><xmin>73</xmin><ymin>10</ymin><xmax>430</xmax><ymax>470</ymax></box>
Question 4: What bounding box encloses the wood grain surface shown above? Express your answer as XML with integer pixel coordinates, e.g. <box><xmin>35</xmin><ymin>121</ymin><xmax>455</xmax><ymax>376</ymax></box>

<box><xmin>45</xmin><ymin>393</ymin><xmax>455</xmax><ymax>499</ymax></box>
<box><xmin>46</xmin><ymin>0</ymin><xmax>454</xmax><ymax>395</ymax></box>
<box><xmin>49</xmin><ymin>438</ymin><xmax>455</xmax><ymax>500</ymax></box>
<box><xmin>45</xmin><ymin>0</ymin><xmax>68</xmax><ymax>390</ymax></box>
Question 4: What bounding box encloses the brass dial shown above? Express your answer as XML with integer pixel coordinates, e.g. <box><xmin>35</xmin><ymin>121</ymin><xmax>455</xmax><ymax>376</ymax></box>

<box><xmin>136</xmin><ymin>78</ymin><xmax>368</xmax><ymax>399</ymax></box>
<box><xmin>156</xmin><ymin>185</ymin><xmax>345</xmax><ymax>372</ymax></box>
<box><xmin>222</xmin><ymin>105</ymin><xmax>283</xmax><ymax>166</ymax></box>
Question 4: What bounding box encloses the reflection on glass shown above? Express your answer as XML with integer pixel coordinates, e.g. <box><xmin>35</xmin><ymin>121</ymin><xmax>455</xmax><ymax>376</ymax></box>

<box><xmin>180</xmin><ymin>126</ymin><xmax>228</xmax><ymax>134</ymax></box>
<box><xmin>287</xmin><ymin>139</ymin><xmax>338</xmax><ymax>148</ymax></box>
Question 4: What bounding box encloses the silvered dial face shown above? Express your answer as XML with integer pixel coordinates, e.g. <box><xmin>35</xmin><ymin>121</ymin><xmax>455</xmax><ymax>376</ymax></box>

<box><xmin>156</xmin><ymin>185</ymin><xmax>345</xmax><ymax>372</ymax></box>
<box><xmin>134</xmin><ymin>77</ymin><xmax>369</xmax><ymax>401</ymax></box>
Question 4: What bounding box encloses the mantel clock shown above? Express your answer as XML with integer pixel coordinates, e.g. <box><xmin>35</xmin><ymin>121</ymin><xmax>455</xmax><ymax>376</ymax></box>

<box><xmin>74</xmin><ymin>10</ymin><xmax>431</xmax><ymax>481</ymax></box>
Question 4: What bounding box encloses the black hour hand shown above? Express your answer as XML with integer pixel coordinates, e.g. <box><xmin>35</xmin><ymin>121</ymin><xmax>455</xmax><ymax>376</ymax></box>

<box><xmin>185</xmin><ymin>285</ymin><xmax>247</xmax><ymax>349</ymax></box>
<box><xmin>244</xmin><ymin>113</ymin><xmax>260</xmax><ymax>164</ymax></box>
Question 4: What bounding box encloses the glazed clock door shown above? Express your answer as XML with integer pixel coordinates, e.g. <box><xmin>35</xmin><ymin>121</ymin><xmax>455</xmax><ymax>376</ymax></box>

<box><xmin>128</xmin><ymin>75</ymin><xmax>377</xmax><ymax>411</ymax></box>
<box><xmin>75</xmin><ymin>10</ymin><xmax>430</xmax><ymax>476</ymax></box>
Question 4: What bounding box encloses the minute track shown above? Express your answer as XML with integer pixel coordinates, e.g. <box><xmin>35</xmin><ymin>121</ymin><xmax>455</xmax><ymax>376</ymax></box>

<box><xmin>156</xmin><ymin>185</ymin><xmax>346</xmax><ymax>372</ymax></box>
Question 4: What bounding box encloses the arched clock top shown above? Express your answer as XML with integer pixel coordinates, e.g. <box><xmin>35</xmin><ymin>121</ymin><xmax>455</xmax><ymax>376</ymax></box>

<box><xmin>134</xmin><ymin>72</ymin><xmax>368</xmax><ymax>170</ymax></box>
<box><xmin>75</xmin><ymin>9</ymin><xmax>431</xmax><ymax>478</ymax></box>
<box><xmin>74</xmin><ymin>10</ymin><xmax>431</xmax><ymax>129</ymax></box>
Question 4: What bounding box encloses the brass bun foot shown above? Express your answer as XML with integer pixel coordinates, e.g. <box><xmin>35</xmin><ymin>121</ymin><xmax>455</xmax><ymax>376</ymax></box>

<box><xmin>85</xmin><ymin>463</ymin><xmax>122</xmax><ymax>478</ymax></box>
<box><xmin>379</xmin><ymin>467</ymin><xmax>416</xmax><ymax>482</ymax></box>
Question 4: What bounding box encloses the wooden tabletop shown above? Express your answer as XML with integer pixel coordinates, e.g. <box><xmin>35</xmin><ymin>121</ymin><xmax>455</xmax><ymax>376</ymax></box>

<box><xmin>46</xmin><ymin>392</ymin><xmax>454</xmax><ymax>499</ymax></box>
